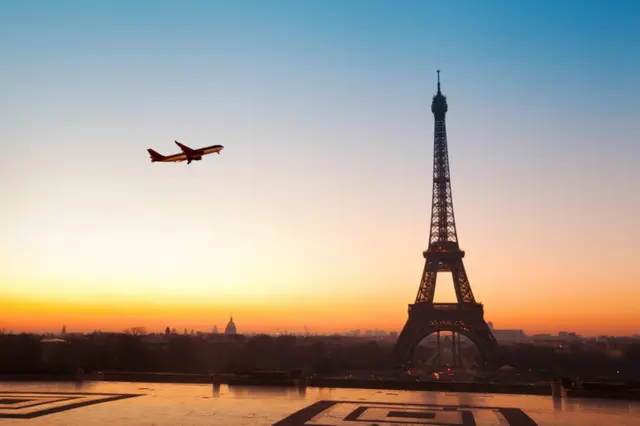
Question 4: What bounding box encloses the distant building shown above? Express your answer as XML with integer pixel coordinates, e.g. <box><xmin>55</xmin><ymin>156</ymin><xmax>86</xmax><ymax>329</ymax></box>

<box><xmin>225</xmin><ymin>316</ymin><xmax>237</xmax><ymax>335</ymax></box>
<box><xmin>532</xmin><ymin>334</ymin><xmax>554</xmax><ymax>339</ymax></box>
<box><xmin>487</xmin><ymin>322</ymin><xmax>527</xmax><ymax>343</ymax></box>
<box><xmin>558</xmin><ymin>331</ymin><xmax>580</xmax><ymax>341</ymax></box>
<box><xmin>493</xmin><ymin>329</ymin><xmax>527</xmax><ymax>343</ymax></box>
<box><xmin>212</xmin><ymin>325</ymin><xmax>218</xmax><ymax>334</ymax></box>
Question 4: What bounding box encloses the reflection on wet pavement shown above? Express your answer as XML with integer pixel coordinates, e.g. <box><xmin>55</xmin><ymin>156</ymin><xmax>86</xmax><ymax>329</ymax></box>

<box><xmin>0</xmin><ymin>381</ymin><xmax>637</xmax><ymax>425</ymax></box>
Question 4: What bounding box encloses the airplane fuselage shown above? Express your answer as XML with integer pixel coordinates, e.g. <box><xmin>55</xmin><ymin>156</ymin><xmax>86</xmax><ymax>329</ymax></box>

<box><xmin>201</xmin><ymin>144</ymin><xmax>224</xmax><ymax>155</ymax></box>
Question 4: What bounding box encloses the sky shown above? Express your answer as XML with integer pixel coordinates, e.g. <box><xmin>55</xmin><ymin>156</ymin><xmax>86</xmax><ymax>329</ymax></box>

<box><xmin>1</xmin><ymin>0</ymin><xmax>639</xmax><ymax>336</ymax></box>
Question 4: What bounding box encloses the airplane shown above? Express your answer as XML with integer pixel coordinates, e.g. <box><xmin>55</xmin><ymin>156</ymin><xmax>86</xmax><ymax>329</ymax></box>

<box><xmin>147</xmin><ymin>141</ymin><xmax>224</xmax><ymax>164</ymax></box>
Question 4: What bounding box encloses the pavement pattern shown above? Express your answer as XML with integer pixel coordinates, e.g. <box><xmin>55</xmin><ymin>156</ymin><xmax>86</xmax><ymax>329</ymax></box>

<box><xmin>0</xmin><ymin>381</ymin><xmax>638</xmax><ymax>425</ymax></box>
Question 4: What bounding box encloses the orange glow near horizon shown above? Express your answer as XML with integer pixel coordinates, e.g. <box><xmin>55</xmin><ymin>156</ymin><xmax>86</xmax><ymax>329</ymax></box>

<box><xmin>2</xmin><ymin>189</ymin><xmax>638</xmax><ymax>337</ymax></box>
<box><xmin>2</xmin><ymin>270</ymin><xmax>638</xmax><ymax>337</ymax></box>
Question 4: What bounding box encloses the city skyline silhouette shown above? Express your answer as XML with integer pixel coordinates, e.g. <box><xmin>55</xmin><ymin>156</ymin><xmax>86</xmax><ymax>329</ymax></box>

<box><xmin>1</xmin><ymin>0</ymin><xmax>639</xmax><ymax>336</ymax></box>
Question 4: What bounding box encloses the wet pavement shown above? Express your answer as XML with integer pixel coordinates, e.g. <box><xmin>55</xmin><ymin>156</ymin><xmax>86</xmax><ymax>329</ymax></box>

<box><xmin>0</xmin><ymin>381</ymin><xmax>638</xmax><ymax>425</ymax></box>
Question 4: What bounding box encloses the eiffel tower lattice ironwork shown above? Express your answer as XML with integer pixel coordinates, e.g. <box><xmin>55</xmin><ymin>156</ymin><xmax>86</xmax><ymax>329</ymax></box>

<box><xmin>393</xmin><ymin>71</ymin><xmax>501</xmax><ymax>368</ymax></box>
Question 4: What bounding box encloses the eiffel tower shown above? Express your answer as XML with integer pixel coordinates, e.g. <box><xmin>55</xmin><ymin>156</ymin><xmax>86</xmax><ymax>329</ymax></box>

<box><xmin>393</xmin><ymin>71</ymin><xmax>501</xmax><ymax>368</ymax></box>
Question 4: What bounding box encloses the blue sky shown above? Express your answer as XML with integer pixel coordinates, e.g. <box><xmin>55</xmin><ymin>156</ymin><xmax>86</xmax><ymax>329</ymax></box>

<box><xmin>1</xmin><ymin>0</ymin><xmax>639</xmax><ymax>334</ymax></box>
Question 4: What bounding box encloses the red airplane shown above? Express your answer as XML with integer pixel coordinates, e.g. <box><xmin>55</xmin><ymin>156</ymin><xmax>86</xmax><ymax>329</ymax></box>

<box><xmin>147</xmin><ymin>141</ymin><xmax>224</xmax><ymax>164</ymax></box>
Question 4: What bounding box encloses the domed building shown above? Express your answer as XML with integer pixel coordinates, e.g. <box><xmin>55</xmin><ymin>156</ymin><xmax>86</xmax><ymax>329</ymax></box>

<box><xmin>224</xmin><ymin>316</ymin><xmax>237</xmax><ymax>335</ymax></box>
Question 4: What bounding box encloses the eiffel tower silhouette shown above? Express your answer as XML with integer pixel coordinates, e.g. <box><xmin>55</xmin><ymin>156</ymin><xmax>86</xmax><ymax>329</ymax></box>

<box><xmin>393</xmin><ymin>71</ymin><xmax>501</xmax><ymax>368</ymax></box>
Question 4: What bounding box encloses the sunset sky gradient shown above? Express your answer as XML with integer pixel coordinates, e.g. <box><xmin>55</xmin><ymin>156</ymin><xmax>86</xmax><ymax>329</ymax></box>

<box><xmin>1</xmin><ymin>0</ymin><xmax>639</xmax><ymax>336</ymax></box>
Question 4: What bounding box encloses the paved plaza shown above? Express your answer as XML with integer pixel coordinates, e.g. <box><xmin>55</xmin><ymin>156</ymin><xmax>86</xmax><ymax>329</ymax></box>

<box><xmin>0</xmin><ymin>381</ymin><xmax>638</xmax><ymax>425</ymax></box>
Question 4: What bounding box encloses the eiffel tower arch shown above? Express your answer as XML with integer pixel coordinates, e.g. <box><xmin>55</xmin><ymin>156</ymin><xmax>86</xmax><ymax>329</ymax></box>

<box><xmin>393</xmin><ymin>71</ymin><xmax>502</xmax><ymax>369</ymax></box>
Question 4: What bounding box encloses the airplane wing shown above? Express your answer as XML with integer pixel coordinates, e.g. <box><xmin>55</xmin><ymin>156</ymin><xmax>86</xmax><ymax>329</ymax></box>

<box><xmin>175</xmin><ymin>141</ymin><xmax>198</xmax><ymax>155</ymax></box>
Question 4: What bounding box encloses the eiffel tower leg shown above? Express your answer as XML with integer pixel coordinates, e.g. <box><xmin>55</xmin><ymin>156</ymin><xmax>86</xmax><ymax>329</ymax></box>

<box><xmin>416</xmin><ymin>265</ymin><xmax>438</xmax><ymax>304</ymax></box>
<box><xmin>393</xmin><ymin>304</ymin><xmax>503</xmax><ymax>369</ymax></box>
<box><xmin>451</xmin><ymin>260</ymin><xmax>475</xmax><ymax>304</ymax></box>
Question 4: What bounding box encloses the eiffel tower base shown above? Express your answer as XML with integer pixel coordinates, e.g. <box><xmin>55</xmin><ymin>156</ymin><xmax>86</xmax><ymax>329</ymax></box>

<box><xmin>393</xmin><ymin>303</ymin><xmax>502</xmax><ymax>370</ymax></box>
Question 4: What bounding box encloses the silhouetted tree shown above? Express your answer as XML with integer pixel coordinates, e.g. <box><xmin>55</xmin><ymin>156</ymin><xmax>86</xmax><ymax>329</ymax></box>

<box><xmin>123</xmin><ymin>327</ymin><xmax>147</xmax><ymax>336</ymax></box>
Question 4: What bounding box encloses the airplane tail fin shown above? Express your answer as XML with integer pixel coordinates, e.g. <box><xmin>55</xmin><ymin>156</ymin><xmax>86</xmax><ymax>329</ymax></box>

<box><xmin>147</xmin><ymin>149</ymin><xmax>165</xmax><ymax>162</ymax></box>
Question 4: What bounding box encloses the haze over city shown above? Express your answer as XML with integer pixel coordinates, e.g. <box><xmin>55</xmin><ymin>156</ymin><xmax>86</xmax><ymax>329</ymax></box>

<box><xmin>1</xmin><ymin>0</ymin><xmax>639</xmax><ymax>336</ymax></box>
